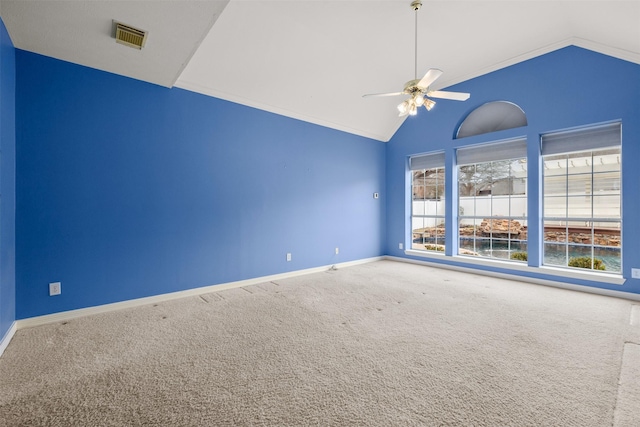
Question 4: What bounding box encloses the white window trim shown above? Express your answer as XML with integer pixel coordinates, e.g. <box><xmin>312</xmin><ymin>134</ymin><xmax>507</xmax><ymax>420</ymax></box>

<box><xmin>541</xmin><ymin>121</ymin><xmax>622</xmax><ymax>274</ymax></box>
<box><xmin>410</xmin><ymin>152</ymin><xmax>446</xmax><ymax>254</ymax></box>
<box><xmin>456</xmin><ymin>139</ymin><xmax>528</xmax><ymax>261</ymax></box>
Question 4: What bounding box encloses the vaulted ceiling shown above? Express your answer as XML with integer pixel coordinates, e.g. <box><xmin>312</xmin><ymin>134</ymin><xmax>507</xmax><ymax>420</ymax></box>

<box><xmin>2</xmin><ymin>1</ymin><xmax>639</xmax><ymax>141</ymax></box>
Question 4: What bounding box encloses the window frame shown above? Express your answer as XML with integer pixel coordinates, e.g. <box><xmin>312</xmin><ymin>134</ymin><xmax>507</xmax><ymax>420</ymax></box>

<box><xmin>541</xmin><ymin>122</ymin><xmax>622</xmax><ymax>274</ymax></box>
<box><xmin>456</xmin><ymin>139</ymin><xmax>528</xmax><ymax>263</ymax></box>
<box><xmin>410</xmin><ymin>152</ymin><xmax>446</xmax><ymax>254</ymax></box>
<box><xmin>404</xmin><ymin>122</ymin><xmax>624</xmax><ymax>283</ymax></box>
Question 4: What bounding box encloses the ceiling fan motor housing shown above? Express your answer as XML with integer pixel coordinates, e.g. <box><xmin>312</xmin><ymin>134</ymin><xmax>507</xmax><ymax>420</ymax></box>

<box><xmin>404</xmin><ymin>79</ymin><xmax>426</xmax><ymax>95</ymax></box>
<box><xmin>361</xmin><ymin>0</ymin><xmax>470</xmax><ymax>116</ymax></box>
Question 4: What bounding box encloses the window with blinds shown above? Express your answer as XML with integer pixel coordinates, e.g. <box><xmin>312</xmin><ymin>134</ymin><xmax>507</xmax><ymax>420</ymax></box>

<box><xmin>457</xmin><ymin>138</ymin><xmax>528</xmax><ymax>262</ymax></box>
<box><xmin>541</xmin><ymin>122</ymin><xmax>622</xmax><ymax>273</ymax></box>
<box><xmin>410</xmin><ymin>152</ymin><xmax>446</xmax><ymax>253</ymax></box>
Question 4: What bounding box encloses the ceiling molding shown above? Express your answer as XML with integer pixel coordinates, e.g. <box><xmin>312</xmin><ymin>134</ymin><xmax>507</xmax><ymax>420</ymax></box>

<box><xmin>433</xmin><ymin>37</ymin><xmax>627</xmax><ymax>92</ymax></box>
<box><xmin>175</xmin><ymin>80</ymin><xmax>397</xmax><ymax>143</ymax></box>
<box><xmin>571</xmin><ymin>37</ymin><xmax>640</xmax><ymax>65</ymax></box>
<box><xmin>3</xmin><ymin>1</ymin><xmax>638</xmax><ymax>141</ymax></box>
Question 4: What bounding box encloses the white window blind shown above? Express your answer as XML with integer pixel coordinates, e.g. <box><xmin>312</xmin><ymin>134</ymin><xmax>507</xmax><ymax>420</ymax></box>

<box><xmin>541</xmin><ymin>122</ymin><xmax>621</xmax><ymax>156</ymax></box>
<box><xmin>456</xmin><ymin>138</ymin><xmax>527</xmax><ymax>166</ymax></box>
<box><xmin>410</xmin><ymin>151</ymin><xmax>445</xmax><ymax>171</ymax></box>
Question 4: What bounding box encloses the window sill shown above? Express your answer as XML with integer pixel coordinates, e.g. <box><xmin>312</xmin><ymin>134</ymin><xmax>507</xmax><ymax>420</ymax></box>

<box><xmin>404</xmin><ymin>249</ymin><xmax>625</xmax><ymax>285</ymax></box>
<box><xmin>405</xmin><ymin>249</ymin><xmax>447</xmax><ymax>260</ymax></box>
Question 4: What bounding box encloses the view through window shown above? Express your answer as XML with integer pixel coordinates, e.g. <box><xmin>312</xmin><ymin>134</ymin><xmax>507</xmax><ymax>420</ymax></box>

<box><xmin>456</xmin><ymin>139</ymin><xmax>528</xmax><ymax>261</ymax></box>
<box><xmin>407</xmin><ymin>123</ymin><xmax>622</xmax><ymax>276</ymax></box>
<box><xmin>458</xmin><ymin>158</ymin><xmax>528</xmax><ymax>261</ymax></box>
<box><xmin>410</xmin><ymin>152</ymin><xmax>445</xmax><ymax>253</ymax></box>
<box><xmin>542</xmin><ymin>123</ymin><xmax>622</xmax><ymax>273</ymax></box>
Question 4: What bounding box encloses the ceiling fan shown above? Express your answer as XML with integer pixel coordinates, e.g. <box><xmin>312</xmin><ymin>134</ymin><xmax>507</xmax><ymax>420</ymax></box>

<box><xmin>363</xmin><ymin>0</ymin><xmax>470</xmax><ymax>117</ymax></box>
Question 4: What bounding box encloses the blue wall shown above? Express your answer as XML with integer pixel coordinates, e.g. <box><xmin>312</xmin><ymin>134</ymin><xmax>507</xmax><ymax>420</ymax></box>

<box><xmin>15</xmin><ymin>51</ymin><xmax>386</xmax><ymax>319</ymax></box>
<box><xmin>0</xmin><ymin>17</ymin><xmax>16</xmax><ymax>340</ymax></box>
<box><xmin>386</xmin><ymin>46</ymin><xmax>640</xmax><ymax>295</ymax></box>
<box><xmin>10</xmin><ymin>45</ymin><xmax>640</xmax><ymax>321</ymax></box>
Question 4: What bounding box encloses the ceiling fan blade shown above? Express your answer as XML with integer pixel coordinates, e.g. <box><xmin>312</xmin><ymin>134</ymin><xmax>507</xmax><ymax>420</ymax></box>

<box><xmin>362</xmin><ymin>92</ymin><xmax>404</xmax><ymax>98</ymax></box>
<box><xmin>427</xmin><ymin>90</ymin><xmax>470</xmax><ymax>101</ymax></box>
<box><xmin>417</xmin><ymin>68</ymin><xmax>443</xmax><ymax>88</ymax></box>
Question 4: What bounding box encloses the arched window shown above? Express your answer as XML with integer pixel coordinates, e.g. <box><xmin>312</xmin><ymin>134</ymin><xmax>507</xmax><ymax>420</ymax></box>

<box><xmin>456</xmin><ymin>101</ymin><xmax>527</xmax><ymax>139</ymax></box>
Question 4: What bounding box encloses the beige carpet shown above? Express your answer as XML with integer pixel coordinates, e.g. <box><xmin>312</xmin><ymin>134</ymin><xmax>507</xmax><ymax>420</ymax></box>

<box><xmin>1</xmin><ymin>260</ymin><xmax>639</xmax><ymax>426</ymax></box>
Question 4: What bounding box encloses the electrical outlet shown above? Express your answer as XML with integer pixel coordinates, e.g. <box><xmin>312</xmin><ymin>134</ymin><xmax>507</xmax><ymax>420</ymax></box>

<box><xmin>286</xmin><ymin>253</ymin><xmax>292</xmax><ymax>262</ymax></box>
<box><xmin>49</xmin><ymin>282</ymin><xmax>61</xmax><ymax>296</ymax></box>
<box><xmin>399</xmin><ymin>243</ymin><xmax>403</xmax><ymax>250</ymax></box>
<box><xmin>335</xmin><ymin>247</ymin><xmax>339</xmax><ymax>255</ymax></box>
<box><xmin>632</xmin><ymin>268</ymin><xmax>640</xmax><ymax>279</ymax></box>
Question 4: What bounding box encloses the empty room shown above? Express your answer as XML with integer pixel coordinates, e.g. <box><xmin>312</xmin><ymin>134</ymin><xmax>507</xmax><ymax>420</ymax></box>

<box><xmin>0</xmin><ymin>1</ymin><xmax>639</xmax><ymax>425</ymax></box>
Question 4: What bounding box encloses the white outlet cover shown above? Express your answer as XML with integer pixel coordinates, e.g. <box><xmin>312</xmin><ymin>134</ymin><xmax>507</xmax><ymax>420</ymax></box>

<box><xmin>49</xmin><ymin>282</ymin><xmax>61</xmax><ymax>296</ymax></box>
<box><xmin>632</xmin><ymin>268</ymin><xmax>640</xmax><ymax>279</ymax></box>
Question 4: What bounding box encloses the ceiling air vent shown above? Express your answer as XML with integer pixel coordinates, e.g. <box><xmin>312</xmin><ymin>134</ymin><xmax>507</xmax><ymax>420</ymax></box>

<box><xmin>114</xmin><ymin>21</ymin><xmax>147</xmax><ymax>50</ymax></box>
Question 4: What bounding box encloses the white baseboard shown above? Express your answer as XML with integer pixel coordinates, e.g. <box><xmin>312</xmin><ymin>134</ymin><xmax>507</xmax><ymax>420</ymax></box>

<box><xmin>9</xmin><ymin>254</ymin><xmax>638</xmax><ymax>349</ymax></box>
<box><xmin>385</xmin><ymin>255</ymin><xmax>640</xmax><ymax>302</ymax></box>
<box><xmin>16</xmin><ymin>256</ymin><xmax>384</xmax><ymax>330</ymax></box>
<box><xmin>0</xmin><ymin>321</ymin><xmax>17</xmax><ymax>358</ymax></box>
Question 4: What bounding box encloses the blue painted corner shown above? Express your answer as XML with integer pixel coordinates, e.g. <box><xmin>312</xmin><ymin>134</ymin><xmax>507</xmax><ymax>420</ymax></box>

<box><xmin>0</xmin><ymin>17</ymin><xmax>16</xmax><ymax>340</ymax></box>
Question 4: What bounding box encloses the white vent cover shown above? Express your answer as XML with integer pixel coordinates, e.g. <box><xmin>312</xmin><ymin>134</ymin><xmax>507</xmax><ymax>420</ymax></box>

<box><xmin>114</xmin><ymin>21</ymin><xmax>147</xmax><ymax>50</ymax></box>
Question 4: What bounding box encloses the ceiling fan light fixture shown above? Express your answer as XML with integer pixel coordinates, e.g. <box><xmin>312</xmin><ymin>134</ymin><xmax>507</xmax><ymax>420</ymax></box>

<box><xmin>424</xmin><ymin>98</ymin><xmax>436</xmax><ymax>111</ymax></box>
<box><xmin>398</xmin><ymin>99</ymin><xmax>410</xmax><ymax>115</ymax></box>
<box><xmin>362</xmin><ymin>1</ymin><xmax>470</xmax><ymax>115</ymax></box>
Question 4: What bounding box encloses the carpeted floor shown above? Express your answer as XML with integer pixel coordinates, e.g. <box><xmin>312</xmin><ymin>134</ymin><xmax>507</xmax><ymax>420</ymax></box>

<box><xmin>1</xmin><ymin>260</ymin><xmax>639</xmax><ymax>426</ymax></box>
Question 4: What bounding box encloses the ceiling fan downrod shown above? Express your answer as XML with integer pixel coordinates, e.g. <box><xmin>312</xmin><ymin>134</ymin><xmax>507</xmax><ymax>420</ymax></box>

<box><xmin>361</xmin><ymin>0</ymin><xmax>470</xmax><ymax>117</ymax></box>
<box><xmin>411</xmin><ymin>1</ymin><xmax>422</xmax><ymax>80</ymax></box>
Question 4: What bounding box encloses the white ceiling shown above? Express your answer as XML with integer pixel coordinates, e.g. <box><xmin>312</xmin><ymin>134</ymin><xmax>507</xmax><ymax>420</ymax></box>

<box><xmin>0</xmin><ymin>0</ymin><xmax>230</xmax><ymax>87</ymax></box>
<box><xmin>2</xmin><ymin>1</ymin><xmax>639</xmax><ymax>142</ymax></box>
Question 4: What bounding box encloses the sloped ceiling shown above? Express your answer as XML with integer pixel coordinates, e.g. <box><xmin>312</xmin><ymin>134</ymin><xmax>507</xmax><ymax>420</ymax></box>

<box><xmin>2</xmin><ymin>1</ymin><xmax>639</xmax><ymax>142</ymax></box>
<box><xmin>0</xmin><ymin>0</ymin><xmax>230</xmax><ymax>87</ymax></box>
